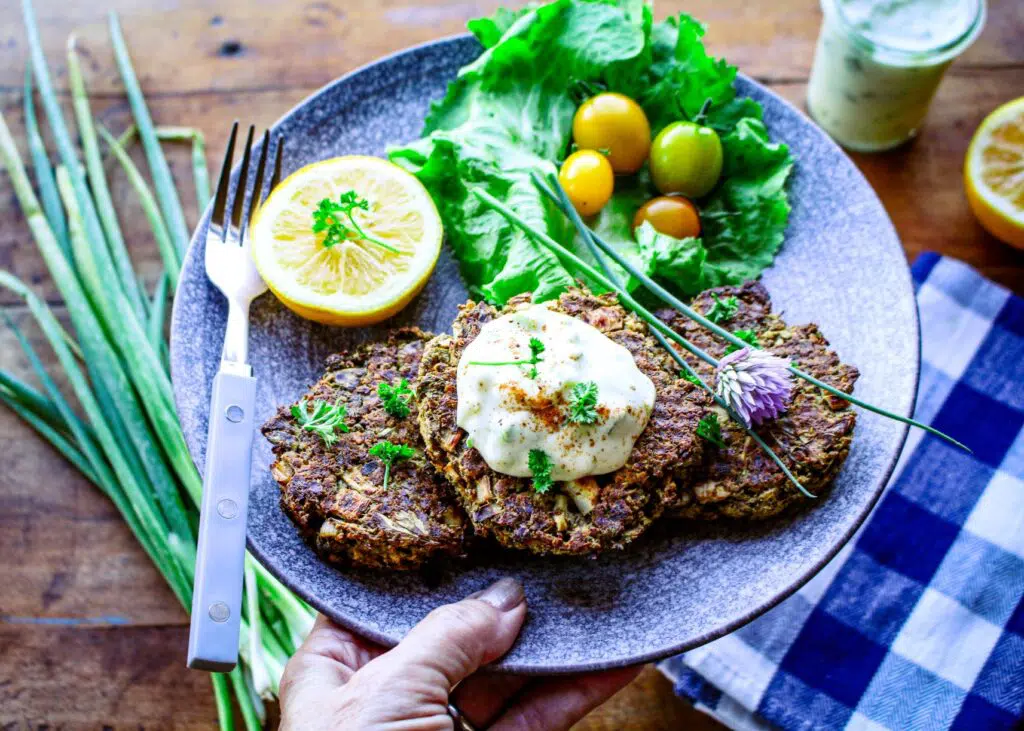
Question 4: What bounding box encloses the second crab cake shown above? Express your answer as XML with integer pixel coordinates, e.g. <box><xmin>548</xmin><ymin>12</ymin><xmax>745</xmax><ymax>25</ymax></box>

<box><xmin>416</xmin><ymin>287</ymin><xmax>707</xmax><ymax>557</ymax></box>
<box><xmin>659</xmin><ymin>282</ymin><xmax>860</xmax><ymax>520</ymax></box>
<box><xmin>261</xmin><ymin>328</ymin><xmax>469</xmax><ymax>570</ymax></box>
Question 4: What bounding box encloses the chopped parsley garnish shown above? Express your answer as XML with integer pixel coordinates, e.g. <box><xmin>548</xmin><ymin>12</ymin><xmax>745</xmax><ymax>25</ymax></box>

<box><xmin>291</xmin><ymin>399</ymin><xmax>349</xmax><ymax>446</ymax></box>
<box><xmin>312</xmin><ymin>190</ymin><xmax>400</xmax><ymax>253</ymax></box>
<box><xmin>528</xmin><ymin>449</ymin><xmax>553</xmax><ymax>494</ymax></box>
<box><xmin>378</xmin><ymin>378</ymin><xmax>413</xmax><ymax>419</ymax></box>
<box><xmin>468</xmin><ymin>337</ymin><xmax>546</xmax><ymax>379</ymax></box>
<box><xmin>567</xmin><ymin>381</ymin><xmax>600</xmax><ymax>425</ymax></box>
<box><xmin>681</xmin><ymin>371</ymin><xmax>703</xmax><ymax>387</ymax></box>
<box><xmin>696</xmin><ymin>412</ymin><xmax>726</xmax><ymax>448</ymax></box>
<box><xmin>705</xmin><ymin>294</ymin><xmax>739</xmax><ymax>324</ymax></box>
<box><xmin>724</xmin><ymin>329</ymin><xmax>760</xmax><ymax>355</ymax></box>
<box><xmin>368</xmin><ymin>440</ymin><xmax>417</xmax><ymax>490</ymax></box>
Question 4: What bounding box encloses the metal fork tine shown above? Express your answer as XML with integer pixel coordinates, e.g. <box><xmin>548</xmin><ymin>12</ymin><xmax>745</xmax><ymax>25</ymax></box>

<box><xmin>229</xmin><ymin>125</ymin><xmax>256</xmax><ymax>235</ymax></box>
<box><xmin>245</xmin><ymin>130</ymin><xmax>271</xmax><ymax>235</ymax></box>
<box><xmin>269</xmin><ymin>135</ymin><xmax>285</xmax><ymax>193</ymax></box>
<box><xmin>212</xmin><ymin>121</ymin><xmax>238</xmax><ymax>237</ymax></box>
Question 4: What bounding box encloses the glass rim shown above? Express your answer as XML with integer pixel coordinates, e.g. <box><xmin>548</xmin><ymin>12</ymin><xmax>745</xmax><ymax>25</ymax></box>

<box><xmin>821</xmin><ymin>0</ymin><xmax>987</xmax><ymax>65</ymax></box>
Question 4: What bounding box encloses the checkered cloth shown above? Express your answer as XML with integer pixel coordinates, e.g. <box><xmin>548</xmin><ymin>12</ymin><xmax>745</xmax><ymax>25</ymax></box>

<box><xmin>660</xmin><ymin>253</ymin><xmax>1024</xmax><ymax>730</ymax></box>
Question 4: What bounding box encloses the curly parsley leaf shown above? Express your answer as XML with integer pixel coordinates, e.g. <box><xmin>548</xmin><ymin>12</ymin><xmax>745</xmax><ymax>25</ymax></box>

<box><xmin>705</xmin><ymin>293</ymin><xmax>739</xmax><ymax>324</ymax></box>
<box><xmin>724</xmin><ymin>329</ymin><xmax>760</xmax><ymax>355</ymax></box>
<box><xmin>291</xmin><ymin>399</ymin><xmax>349</xmax><ymax>446</ymax></box>
<box><xmin>568</xmin><ymin>381</ymin><xmax>600</xmax><ymax>425</ymax></box>
<box><xmin>696</xmin><ymin>412</ymin><xmax>726</xmax><ymax>448</ymax></box>
<box><xmin>369</xmin><ymin>440</ymin><xmax>417</xmax><ymax>490</ymax></box>
<box><xmin>528</xmin><ymin>449</ymin><xmax>554</xmax><ymax>494</ymax></box>
<box><xmin>681</xmin><ymin>371</ymin><xmax>704</xmax><ymax>387</ymax></box>
<box><xmin>378</xmin><ymin>378</ymin><xmax>413</xmax><ymax>419</ymax></box>
<box><xmin>312</xmin><ymin>190</ymin><xmax>400</xmax><ymax>253</ymax></box>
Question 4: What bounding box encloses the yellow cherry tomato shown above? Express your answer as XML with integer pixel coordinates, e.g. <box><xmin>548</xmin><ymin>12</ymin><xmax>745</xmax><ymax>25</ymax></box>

<box><xmin>633</xmin><ymin>195</ymin><xmax>701</xmax><ymax>239</ymax></box>
<box><xmin>572</xmin><ymin>93</ymin><xmax>651</xmax><ymax>175</ymax></box>
<box><xmin>558</xmin><ymin>150</ymin><xmax>615</xmax><ymax>216</ymax></box>
<box><xmin>649</xmin><ymin>121</ymin><xmax>723</xmax><ymax>198</ymax></box>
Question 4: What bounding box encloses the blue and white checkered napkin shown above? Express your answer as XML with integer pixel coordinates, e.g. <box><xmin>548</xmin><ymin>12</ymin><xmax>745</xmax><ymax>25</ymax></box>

<box><xmin>660</xmin><ymin>253</ymin><xmax>1024</xmax><ymax>730</ymax></box>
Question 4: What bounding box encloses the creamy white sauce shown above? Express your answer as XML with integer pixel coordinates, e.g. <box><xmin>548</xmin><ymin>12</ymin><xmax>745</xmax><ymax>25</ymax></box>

<box><xmin>807</xmin><ymin>0</ymin><xmax>983</xmax><ymax>152</ymax></box>
<box><xmin>456</xmin><ymin>303</ymin><xmax>655</xmax><ymax>482</ymax></box>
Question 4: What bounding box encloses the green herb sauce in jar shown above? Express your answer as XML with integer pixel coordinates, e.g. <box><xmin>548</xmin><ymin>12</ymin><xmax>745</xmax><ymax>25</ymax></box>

<box><xmin>807</xmin><ymin>0</ymin><xmax>985</xmax><ymax>152</ymax></box>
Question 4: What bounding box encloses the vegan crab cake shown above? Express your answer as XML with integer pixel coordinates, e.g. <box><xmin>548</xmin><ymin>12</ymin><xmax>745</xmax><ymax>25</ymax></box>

<box><xmin>659</xmin><ymin>282</ymin><xmax>860</xmax><ymax>520</ymax></box>
<box><xmin>261</xmin><ymin>328</ymin><xmax>469</xmax><ymax>571</ymax></box>
<box><xmin>415</xmin><ymin>287</ymin><xmax>707</xmax><ymax>557</ymax></box>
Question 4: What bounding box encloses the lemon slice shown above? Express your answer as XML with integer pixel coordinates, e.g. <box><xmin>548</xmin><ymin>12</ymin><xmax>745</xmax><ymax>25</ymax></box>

<box><xmin>965</xmin><ymin>97</ymin><xmax>1024</xmax><ymax>250</ymax></box>
<box><xmin>250</xmin><ymin>155</ymin><xmax>443</xmax><ymax>325</ymax></box>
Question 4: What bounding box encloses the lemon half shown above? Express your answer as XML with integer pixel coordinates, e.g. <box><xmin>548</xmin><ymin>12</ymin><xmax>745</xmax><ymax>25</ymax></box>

<box><xmin>250</xmin><ymin>156</ymin><xmax>443</xmax><ymax>325</ymax></box>
<box><xmin>965</xmin><ymin>97</ymin><xmax>1024</xmax><ymax>250</ymax></box>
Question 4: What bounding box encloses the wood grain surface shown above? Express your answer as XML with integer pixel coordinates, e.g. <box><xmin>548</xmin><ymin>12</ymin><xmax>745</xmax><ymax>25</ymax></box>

<box><xmin>1</xmin><ymin>0</ymin><xmax>1022</xmax><ymax>728</ymax></box>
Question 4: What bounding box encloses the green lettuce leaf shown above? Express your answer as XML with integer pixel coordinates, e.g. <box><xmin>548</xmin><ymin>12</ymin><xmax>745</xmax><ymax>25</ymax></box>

<box><xmin>389</xmin><ymin>0</ymin><xmax>794</xmax><ymax>305</ymax></box>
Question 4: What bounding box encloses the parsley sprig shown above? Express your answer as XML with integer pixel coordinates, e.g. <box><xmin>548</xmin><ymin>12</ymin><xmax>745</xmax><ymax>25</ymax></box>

<box><xmin>291</xmin><ymin>399</ymin><xmax>349</xmax><ymax>446</ymax></box>
<box><xmin>705</xmin><ymin>294</ymin><xmax>739</xmax><ymax>324</ymax></box>
<box><xmin>724</xmin><ymin>329</ymin><xmax>760</xmax><ymax>355</ymax></box>
<box><xmin>378</xmin><ymin>378</ymin><xmax>413</xmax><ymax>419</ymax></box>
<box><xmin>528</xmin><ymin>449</ymin><xmax>554</xmax><ymax>494</ymax></box>
<box><xmin>312</xmin><ymin>190</ymin><xmax>400</xmax><ymax>254</ymax></box>
<box><xmin>696</xmin><ymin>412</ymin><xmax>726</xmax><ymax>448</ymax></box>
<box><xmin>468</xmin><ymin>337</ymin><xmax>546</xmax><ymax>379</ymax></box>
<box><xmin>368</xmin><ymin>440</ymin><xmax>417</xmax><ymax>490</ymax></box>
<box><xmin>567</xmin><ymin>381</ymin><xmax>600</xmax><ymax>425</ymax></box>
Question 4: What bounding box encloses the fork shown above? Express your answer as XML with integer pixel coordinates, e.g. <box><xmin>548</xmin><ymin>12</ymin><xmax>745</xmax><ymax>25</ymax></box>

<box><xmin>187</xmin><ymin>123</ymin><xmax>283</xmax><ymax>672</ymax></box>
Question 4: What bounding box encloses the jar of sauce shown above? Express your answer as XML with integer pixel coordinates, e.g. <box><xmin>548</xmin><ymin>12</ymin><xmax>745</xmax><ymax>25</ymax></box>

<box><xmin>807</xmin><ymin>0</ymin><xmax>986</xmax><ymax>152</ymax></box>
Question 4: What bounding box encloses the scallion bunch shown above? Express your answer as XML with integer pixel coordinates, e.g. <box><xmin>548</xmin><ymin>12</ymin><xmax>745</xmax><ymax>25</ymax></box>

<box><xmin>0</xmin><ymin>2</ymin><xmax>314</xmax><ymax>727</ymax></box>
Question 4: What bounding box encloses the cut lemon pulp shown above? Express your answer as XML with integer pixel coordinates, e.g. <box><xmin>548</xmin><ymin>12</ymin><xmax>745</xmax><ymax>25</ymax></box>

<box><xmin>250</xmin><ymin>155</ymin><xmax>443</xmax><ymax>325</ymax></box>
<box><xmin>965</xmin><ymin>97</ymin><xmax>1024</xmax><ymax>250</ymax></box>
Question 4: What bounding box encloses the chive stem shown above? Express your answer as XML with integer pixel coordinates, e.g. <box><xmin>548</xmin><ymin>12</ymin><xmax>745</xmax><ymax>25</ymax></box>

<box><xmin>536</xmin><ymin>178</ymin><xmax>969</xmax><ymax>453</ymax></box>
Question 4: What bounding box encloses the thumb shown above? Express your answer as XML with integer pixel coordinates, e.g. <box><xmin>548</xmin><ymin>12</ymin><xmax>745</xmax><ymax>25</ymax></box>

<box><xmin>369</xmin><ymin>577</ymin><xmax>527</xmax><ymax>690</ymax></box>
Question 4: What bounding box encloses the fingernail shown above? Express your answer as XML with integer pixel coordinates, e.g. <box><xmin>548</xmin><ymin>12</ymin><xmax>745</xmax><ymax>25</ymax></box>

<box><xmin>472</xmin><ymin>577</ymin><xmax>525</xmax><ymax>612</ymax></box>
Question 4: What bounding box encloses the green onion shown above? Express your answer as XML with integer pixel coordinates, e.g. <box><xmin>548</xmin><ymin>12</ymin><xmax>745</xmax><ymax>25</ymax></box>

<box><xmin>4</xmin><ymin>10</ymin><xmax>314</xmax><ymax>724</ymax></box>
<box><xmin>23</xmin><ymin>65</ymin><xmax>69</xmax><ymax>261</ymax></box>
<box><xmin>99</xmin><ymin>125</ymin><xmax>181</xmax><ymax>286</ymax></box>
<box><xmin>67</xmin><ymin>35</ymin><xmax>146</xmax><ymax>318</ymax></box>
<box><xmin>109</xmin><ymin>12</ymin><xmax>191</xmax><ymax>256</ymax></box>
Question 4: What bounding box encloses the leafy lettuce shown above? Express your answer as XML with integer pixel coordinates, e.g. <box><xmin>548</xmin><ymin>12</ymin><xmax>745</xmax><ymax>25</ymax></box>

<box><xmin>389</xmin><ymin>0</ymin><xmax>793</xmax><ymax>305</ymax></box>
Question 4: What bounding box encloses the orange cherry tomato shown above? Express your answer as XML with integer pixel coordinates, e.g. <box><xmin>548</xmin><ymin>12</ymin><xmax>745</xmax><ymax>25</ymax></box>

<box><xmin>572</xmin><ymin>93</ymin><xmax>651</xmax><ymax>175</ymax></box>
<box><xmin>633</xmin><ymin>195</ymin><xmax>702</xmax><ymax>239</ymax></box>
<box><xmin>558</xmin><ymin>150</ymin><xmax>615</xmax><ymax>216</ymax></box>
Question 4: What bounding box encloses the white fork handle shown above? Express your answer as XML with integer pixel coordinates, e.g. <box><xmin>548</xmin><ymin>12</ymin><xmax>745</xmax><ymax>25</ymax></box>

<box><xmin>187</xmin><ymin>367</ymin><xmax>257</xmax><ymax>671</ymax></box>
<box><xmin>222</xmin><ymin>300</ymin><xmax>251</xmax><ymax>364</ymax></box>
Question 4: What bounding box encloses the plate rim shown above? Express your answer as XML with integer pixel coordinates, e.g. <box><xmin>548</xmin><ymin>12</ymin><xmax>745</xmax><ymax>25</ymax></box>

<box><xmin>171</xmin><ymin>33</ymin><xmax>919</xmax><ymax>674</ymax></box>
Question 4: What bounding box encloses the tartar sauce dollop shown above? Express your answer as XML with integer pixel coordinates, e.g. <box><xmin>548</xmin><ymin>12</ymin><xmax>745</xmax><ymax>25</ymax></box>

<box><xmin>456</xmin><ymin>303</ymin><xmax>655</xmax><ymax>482</ymax></box>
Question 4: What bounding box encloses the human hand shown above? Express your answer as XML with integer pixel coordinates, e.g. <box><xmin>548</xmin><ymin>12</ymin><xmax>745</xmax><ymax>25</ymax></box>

<box><xmin>279</xmin><ymin>578</ymin><xmax>640</xmax><ymax>730</ymax></box>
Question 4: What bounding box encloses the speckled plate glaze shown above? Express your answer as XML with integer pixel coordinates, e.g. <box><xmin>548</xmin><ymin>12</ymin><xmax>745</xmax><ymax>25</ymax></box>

<box><xmin>170</xmin><ymin>35</ymin><xmax>917</xmax><ymax>674</ymax></box>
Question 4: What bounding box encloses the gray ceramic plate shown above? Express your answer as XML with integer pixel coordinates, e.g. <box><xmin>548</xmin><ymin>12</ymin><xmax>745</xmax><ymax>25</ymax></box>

<box><xmin>171</xmin><ymin>35</ymin><xmax>917</xmax><ymax>674</ymax></box>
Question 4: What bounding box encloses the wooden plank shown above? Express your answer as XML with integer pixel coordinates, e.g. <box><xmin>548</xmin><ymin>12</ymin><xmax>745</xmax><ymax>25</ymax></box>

<box><xmin>0</xmin><ymin>0</ymin><xmax>1019</xmax><ymax>98</ymax></box>
<box><xmin>0</xmin><ymin>624</ymin><xmax>218</xmax><ymax>729</ymax></box>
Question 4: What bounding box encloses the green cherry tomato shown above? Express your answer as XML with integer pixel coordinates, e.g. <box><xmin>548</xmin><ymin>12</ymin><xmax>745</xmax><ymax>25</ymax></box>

<box><xmin>572</xmin><ymin>93</ymin><xmax>651</xmax><ymax>175</ymax></box>
<box><xmin>649</xmin><ymin>121</ymin><xmax>723</xmax><ymax>198</ymax></box>
<box><xmin>633</xmin><ymin>195</ymin><xmax>701</xmax><ymax>239</ymax></box>
<box><xmin>558</xmin><ymin>150</ymin><xmax>615</xmax><ymax>216</ymax></box>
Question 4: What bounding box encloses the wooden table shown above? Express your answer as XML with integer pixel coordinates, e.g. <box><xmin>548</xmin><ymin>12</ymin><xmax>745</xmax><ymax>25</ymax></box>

<box><xmin>1</xmin><ymin>0</ymin><xmax>1021</xmax><ymax>727</ymax></box>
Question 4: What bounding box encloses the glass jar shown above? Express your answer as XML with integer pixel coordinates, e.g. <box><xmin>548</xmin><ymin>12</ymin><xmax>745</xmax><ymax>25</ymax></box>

<box><xmin>807</xmin><ymin>0</ymin><xmax>986</xmax><ymax>152</ymax></box>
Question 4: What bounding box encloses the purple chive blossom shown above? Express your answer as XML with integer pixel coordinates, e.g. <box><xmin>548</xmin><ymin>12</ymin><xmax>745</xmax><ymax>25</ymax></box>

<box><xmin>714</xmin><ymin>347</ymin><xmax>793</xmax><ymax>427</ymax></box>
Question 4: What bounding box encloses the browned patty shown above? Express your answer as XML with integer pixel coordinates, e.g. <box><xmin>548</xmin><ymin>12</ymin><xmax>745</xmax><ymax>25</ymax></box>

<box><xmin>415</xmin><ymin>287</ymin><xmax>708</xmax><ymax>556</ymax></box>
<box><xmin>659</xmin><ymin>282</ymin><xmax>859</xmax><ymax>520</ymax></box>
<box><xmin>261</xmin><ymin>328</ymin><xmax>469</xmax><ymax>570</ymax></box>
